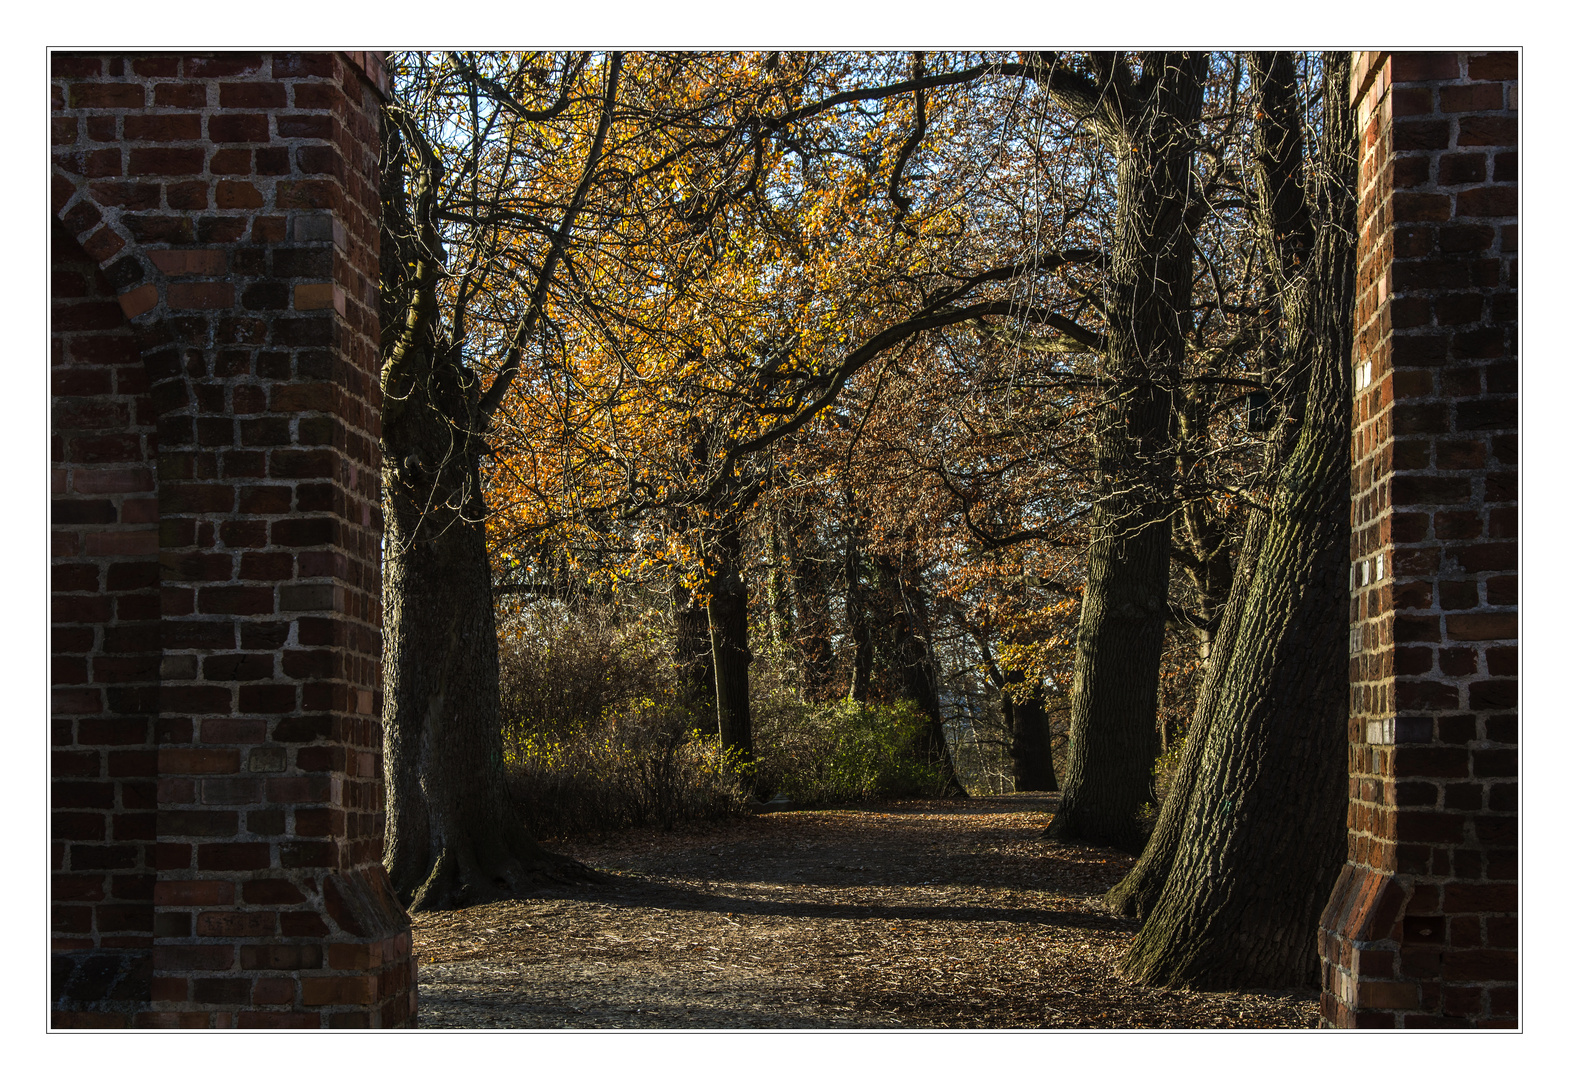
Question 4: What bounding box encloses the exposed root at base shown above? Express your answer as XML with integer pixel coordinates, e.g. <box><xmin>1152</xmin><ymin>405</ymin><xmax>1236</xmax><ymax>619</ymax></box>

<box><xmin>404</xmin><ymin>845</ymin><xmax>611</xmax><ymax>914</ymax></box>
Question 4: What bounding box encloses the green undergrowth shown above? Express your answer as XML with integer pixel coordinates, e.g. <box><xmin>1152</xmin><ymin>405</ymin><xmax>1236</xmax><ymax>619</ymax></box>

<box><xmin>495</xmin><ymin>601</ymin><xmax>953</xmax><ymax>842</ymax></box>
<box><xmin>752</xmin><ymin>697</ymin><xmax>947</xmax><ymax>807</ymax></box>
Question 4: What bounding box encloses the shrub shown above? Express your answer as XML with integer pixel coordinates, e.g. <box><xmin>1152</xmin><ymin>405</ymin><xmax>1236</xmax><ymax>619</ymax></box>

<box><xmin>496</xmin><ymin>599</ymin><xmax>952</xmax><ymax>839</ymax></box>
<box><xmin>497</xmin><ymin>600</ymin><xmax>749</xmax><ymax>841</ymax></box>
<box><xmin>505</xmin><ymin>701</ymin><xmax>749</xmax><ymax>842</ymax></box>
<box><xmin>752</xmin><ymin>695</ymin><xmax>948</xmax><ymax>806</ymax></box>
<box><xmin>496</xmin><ymin>599</ymin><xmax>666</xmax><ymax>736</ymax></box>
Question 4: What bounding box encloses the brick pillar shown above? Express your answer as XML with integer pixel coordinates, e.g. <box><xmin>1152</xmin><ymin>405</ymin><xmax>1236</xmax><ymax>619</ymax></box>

<box><xmin>1318</xmin><ymin>51</ymin><xmax>1517</xmax><ymax>1029</ymax></box>
<box><xmin>51</xmin><ymin>218</ymin><xmax>162</xmax><ymax>1017</ymax></box>
<box><xmin>51</xmin><ymin>52</ymin><xmax>414</xmax><ymax>1028</ymax></box>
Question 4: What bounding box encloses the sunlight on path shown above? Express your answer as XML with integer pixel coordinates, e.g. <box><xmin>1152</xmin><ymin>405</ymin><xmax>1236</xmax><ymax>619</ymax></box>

<box><xmin>411</xmin><ymin>797</ymin><xmax>1317</xmax><ymax>1029</ymax></box>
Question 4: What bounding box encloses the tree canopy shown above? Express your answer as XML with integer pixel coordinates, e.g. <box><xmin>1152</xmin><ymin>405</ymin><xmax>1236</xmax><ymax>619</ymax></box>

<box><xmin>378</xmin><ymin>50</ymin><xmax>1359</xmax><ymax>990</ymax></box>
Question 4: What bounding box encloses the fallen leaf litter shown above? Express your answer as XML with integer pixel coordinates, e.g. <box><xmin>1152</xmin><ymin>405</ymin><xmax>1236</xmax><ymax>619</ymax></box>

<box><xmin>411</xmin><ymin>794</ymin><xmax>1318</xmax><ymax>1029</ymax></box>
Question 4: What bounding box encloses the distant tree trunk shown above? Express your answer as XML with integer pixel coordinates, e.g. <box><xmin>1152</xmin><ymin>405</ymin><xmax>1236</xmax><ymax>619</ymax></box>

<box><xmin>845</xmin><ymin>521</ymin><xmax>874</xmax><ymax>704</ymax></box>
<box><xmin>1009</xmin><ymin>679</ymin><xmax>1060</xmax><ymax>793</ymax></box>
<box><xmin>1048</xmin><ymin>53</ymin><xmax>1207</xmax><ymax>851</ymax></box>
<box><xmin>704</xmin><ymin>513</ymin><xmax>755</xmax><ymax>776</ymax></box>
<box><xmin>885</xmin><ymin>554</ymin><xmax>967</xmax><ymax>797</ymax></box>
<box><xmin>1174</xmin><ymin>393</ymin><xmax>1238</xmax><ymax>662</ymax></box>
<box><xmin>1116</xmin><ymin>51</ymin><xmax>1356</xmax><ymax>989</ymax></box>
<box><xmin>672</xmin><ymin>585</ymin><xmax>717</xmax><ymax>729</ymax></box>
<box><xmin>764</xmin><ymin>509</ymin><xmax>795</xmax><ymax>651</ymax></box>
<box><xmin>781</xmin><ymin>501</ymin><xmax>835</xmax><ymax>697</ymax></box>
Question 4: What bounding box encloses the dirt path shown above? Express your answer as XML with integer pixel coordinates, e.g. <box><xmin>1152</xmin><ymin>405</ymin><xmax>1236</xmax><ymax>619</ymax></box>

<box><xmin>410</xmin><ymin>794</ymin><xmax>1318</xmax><ymax>1028</ymax></box>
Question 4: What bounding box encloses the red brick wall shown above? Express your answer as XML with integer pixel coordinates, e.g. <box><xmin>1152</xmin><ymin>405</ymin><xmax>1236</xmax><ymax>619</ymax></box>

<box><xmin>51</xmin><ymin>51</ymin><xmax>413</xmax><ymax>1028</ymax></box>
<box><xmin>51</xmin><ymin>221</ymin><xmax>162</xmax><ymax>1010</ymax></box>
<box><xmin>1319</xmin><ymin>50</ymin><xmax>1517</xmax><ymax>1029</ymax></box>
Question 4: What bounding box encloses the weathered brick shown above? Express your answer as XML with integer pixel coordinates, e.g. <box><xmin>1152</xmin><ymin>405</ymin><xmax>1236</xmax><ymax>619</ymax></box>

<box><xmin>195</xmin><ymin>844</ymin><xmax>274</xmax><ymax>873</ymax></box>
<box><xmin>71</xmin><ymin>82</ymin><xmax>145</xmax><ymax>109</ymax></box>
<box><xmin>219</xmin><ymin>82</ymin><xmax>287</xmax><ymax>109</ymax></box>
<box><xmin>1391</xmin><ymin>53</ymin><xmax>1460</xmax><ymax>82</ymax></box>
<box><xmin>1445</xmin><ymin>611</ymin><xmax>1516</xmax><ymax>640</ymax></box>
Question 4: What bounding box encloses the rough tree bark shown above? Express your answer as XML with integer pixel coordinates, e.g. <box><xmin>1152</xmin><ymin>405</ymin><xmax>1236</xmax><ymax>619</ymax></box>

<box><xmin>381</xmin><ymin>388</ymin><xmax>586</xmax><ymax>911</ymax></box>
<box><xmin>1106</xmin><ymin>49</ymin><xmax>1332</xmax><ymax>920</ymax></box>
<box><xmin>377</xmin><ymin>58</ymin><xmax>620</xmax><ymax>911</ymax></box>
<box><xmin>378</xmin><ymin>139</ymin><xmax>584</xmax><ymax>913</ymax></box>
<box><xmin>1046</xmin><ymin>52</ymin><xmax>1208</xmax><ymax>850</ymax></box>
<box><xmin>1115</xmin><ymin>51</ymin><xmax>1356</xmax><ymax>989</ymax></box>
<box><xmin>1103</xmin><ymin>509</ymin><xmax>1265</xmax><ymax>919</ymax></box>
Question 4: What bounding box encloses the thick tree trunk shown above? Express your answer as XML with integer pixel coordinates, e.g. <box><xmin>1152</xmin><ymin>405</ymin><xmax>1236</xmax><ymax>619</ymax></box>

<box><xmin>1117</xmin><ymin>375</ymin><xmax>1350</xmax><ymax>985</ymax></box>
<box><xmin>1049</xmin><ymin>519</ymin><xmax>1171</xmax><ymax>848</ymax></box>
<box><xmin>1115</xmin><ymin>51</ymin><xmax>1356</xmax><ymax>989</ymax></box>
<box><xmin>382</xmin><ymin>455</ymin><xmax>587</xmax><ymax>912</ymax></box>
<box><xmin>1107</xmin><ymin>50</ymin><xmax>1335</xmax><ymax>920</ymax></box>
<box><xmin>377</xmin><ymin>108</ymin><xmax>593</xmax><ymax>913</ymax></box>
<box><xmin>1104</xmin><ymin>508</ymin><xmax>1264</xmax><ymax>918</ymax></box>
<box><xmin>1048</xmin><ymin>53</ymin><xmax>1207</xmax><ymax>850</ymax></box>
<box><xmin>704</xmin><ymin>515</ymin><xmax>755</xmax><ymax>776</ymax></box>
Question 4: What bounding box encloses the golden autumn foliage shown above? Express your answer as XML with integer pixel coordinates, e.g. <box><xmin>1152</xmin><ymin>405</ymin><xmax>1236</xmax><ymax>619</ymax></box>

<box><xmin>387</xmin><ymin>50</ymin><xmax>1292</xmax><ymax>790</ymax></box>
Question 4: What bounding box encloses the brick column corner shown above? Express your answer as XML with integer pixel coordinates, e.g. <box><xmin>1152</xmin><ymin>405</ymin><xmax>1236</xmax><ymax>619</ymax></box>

<box><xmin>1318</xmin><ymin>50</ymin><xmax>1517</xmax><ymax>1029</ymax></box>
<box><xmin>51</xmin><ymin>51</ymin><xmax>414</xmax><ymax>1028</ymax></box>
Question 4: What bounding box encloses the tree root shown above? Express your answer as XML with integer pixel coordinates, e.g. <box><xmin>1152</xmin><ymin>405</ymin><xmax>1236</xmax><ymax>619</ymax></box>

<box><xmin>1103</xmin><ymin>858</ymin><xmax>1163</xmax><ymax>920</ymax></box>
<box><xmin>403</xmin><ymin>842</ymin><xmax>610</xmax><ymax>914</ymax></box>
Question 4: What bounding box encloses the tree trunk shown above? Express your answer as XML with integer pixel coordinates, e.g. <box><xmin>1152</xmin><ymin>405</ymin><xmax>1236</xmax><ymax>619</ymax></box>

<box><xmin>781</xmin><ymin>500</ymin><xmax>835</xmax><ymax>697</ymax></box>
<box><xmin>845</xmin><ymin>522</ymin><xmax>873</xmax><ymax>704</ymax></box>
<box><xmin>1116</xmin><ymin>51</ymin><xmax>1356</xmax><ymax>989</ymax></box>
<box><xmin>382</xmin><ymin>448</ymin><xmax>587</xmax><ymax>911</ymax></box>
<box><xmin>377</xmin><ymin>109</ymin><xmax>592</xmax><ymax>913</ymax></box>
<box><xmin>1048</xmin><ymin>53</ymin><xmax>1207</xmax><ymax>851</ymax></box>
<box><xmin>1104</xmin><ymin>507</ymin><xmax>1265</xmax><ymax>918</ymax></box>
<box><xmin>885</xmin><ymin>555</ymin><xmax>967</xmax><ymax>797</ymax></box>
<box><xmin>672</xmin><ymin>585</ymin><xmax>716</xmax><ymax>729</ymax></box>
<box><xmin>1175</xmin><ymin>394</ymin><xmax>1237</xmax><ymax>660</ymax></box>
<box><xmin>704</xmin><ymin>515</ymin><xmax>755</xmax><ymax>777</ymax></box>
<box><xmin>1009</xmin><ymin>679</ymin><xmax>1060</xmax><ymax>793</ymax></box>
<box><xmin>764</xmin><ymin>509</ymin><xmax>795</xmax><ymax>651</ymax></box>
<box><xmin>1106</xmin><ymin>49</ymin><xmax>1337</xmax><ymax>921</ymax></box>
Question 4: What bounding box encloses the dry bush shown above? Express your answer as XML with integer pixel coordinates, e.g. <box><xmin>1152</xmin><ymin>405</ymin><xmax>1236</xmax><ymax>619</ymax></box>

<box><xmin>497</xmin><ymin>601</ymin><xmax>956</xmax><ymax>839</ymax></box>
<box><xmin>505</xmin><ymin>703</ymin><xmax>749</xmax><ymax>842</ymax></box>
<box><xmin>752</xmin><ymin>689</ymin><xmax>947</xmax><ymax>807</ymax></box>
<box><xmin>496</xmin><ymin>599</ymin><xmax>667</xmax><ymax>734</ymax></box>
<box><xmin>497</xmin><ymin>599</ymin><xmax>748</xmax><ymax>841</ymax></box>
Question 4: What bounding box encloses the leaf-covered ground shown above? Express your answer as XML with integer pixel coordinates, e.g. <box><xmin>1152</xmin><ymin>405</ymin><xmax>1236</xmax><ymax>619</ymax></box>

<box><xmin>410</xmin><ymin>794</ymin><xmax>1319</xmax><ymax>1029</ymax></box>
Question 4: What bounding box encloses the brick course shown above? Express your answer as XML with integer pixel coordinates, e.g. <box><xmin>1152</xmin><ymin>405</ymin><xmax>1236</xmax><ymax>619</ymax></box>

<box><xmin>1320</xmin><ymin>50</ymin><xmax>1517</xmax><ymax>1029</ymax></box>
<box><xmin>51</xmin><ymin>51</ymin><xmax>412</xmax><ymax>1028</ymax></box>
